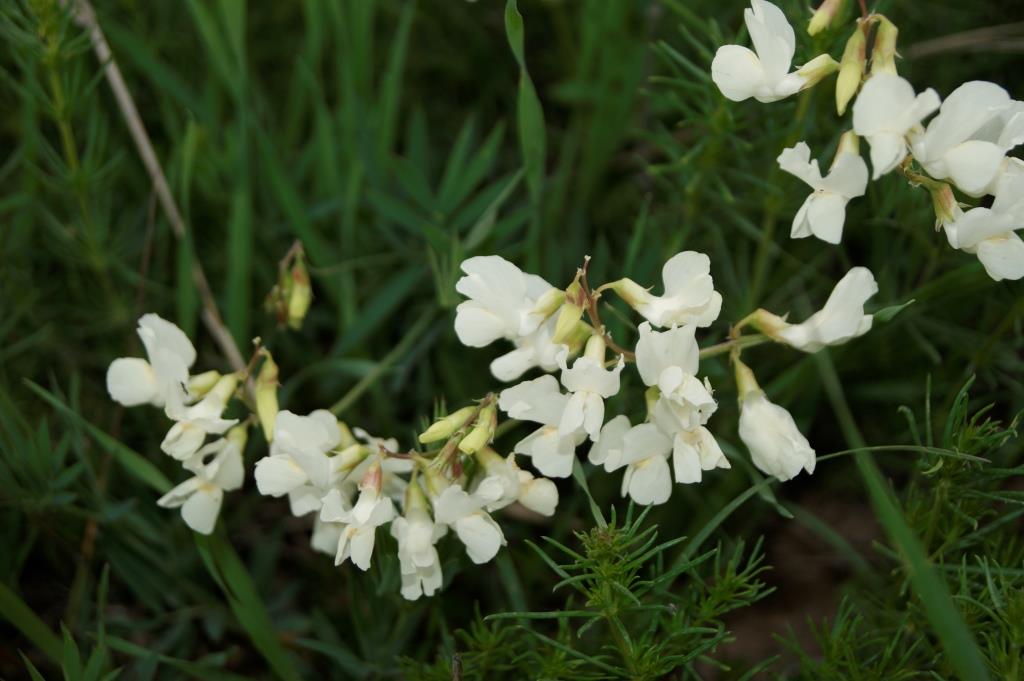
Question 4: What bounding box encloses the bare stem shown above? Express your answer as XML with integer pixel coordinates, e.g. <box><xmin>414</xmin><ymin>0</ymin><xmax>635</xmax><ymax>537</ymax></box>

<box><xmin>64</xmin><ymin>0</ymin><xmax>246</xmax><ymax>374</ymax></box>
<box><xmin>579</xmin><ymin>257</ymin><xmax>636</xmax><ymax>361</ymax></box>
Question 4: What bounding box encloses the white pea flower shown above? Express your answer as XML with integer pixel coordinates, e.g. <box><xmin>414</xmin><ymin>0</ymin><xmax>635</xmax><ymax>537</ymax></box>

<box><xmin>498</xmin><ymin>375</ymin><xmax>587</xmax><ymax>478</ymax></box>
<box><xmin>161</xmin><ymin>375</ymin><xmax>239</xmax><ymax>461</ymax></box>
<box><xmin>711</xmin><ymin>0</ymin><xmax>836</xmax><ymax>103</ymax></box>
<box><xmin>348</xmin><ymin>428</ymin><xmax>412</xmax><ymax>502</ymax></box>
<box><xmin>777</xmin><ymin>141</ymin><xmax>869</xmax><ymax>244</ymax></box>
<box><xmin>319</xmin><ymin>461</ymin><xmax>396</xmax><ymax>570</ymax></box>
<box><xmin>594</xmin><ymin>418</ymin><xmax>674</xmax><ymax>506</ymax></box>
<box><xmin>650</xmin><ymin>399</ymin><xmax>730</xmax><ymax>483</ymax></box>
<box><xmin>454</xmin><ymin>255</ymin><xmax>558</xmax><ymax>347</ymax></box>
<box><xmin>390</xmin><ymin>482</ymin><xmax>446</xmax><ymax>600</ymax></box>
<box><xmin>254</xmin><ymin>409</ymin><xmax>344</xmax><ymax>515</ymax></box>
<box><xmin>489</xmin><ymin>316</ymin><xmax>567</xmax><ymax>382</ymax></box>
<box><xmin>557</xmin><ymin>348</ymin><xmax>624</xmax><ymax>442</ymax></box>
<box><xmin>852</xmin><ymin>74</ymin><xmax>941</xmax><ymax>179</ymax></box>
<box><xmin>635</xmin><ymin>323</ymin><xmax>715</xmax><ymax>428</ymax></box>
<box><xmin>736</xmin><ymin>362</ymin><xmax>815</xmax><ymax>481</ymax></box>
<box><xmin>310</xmin><ymin>517</ymin><xmax>344</xmax><ymax>556</ymax></box>
<box><xmin>756</xmin><ymin>267</ymin><xmax>878</xmax><ymax>353</ymax></box>
<box><xmin>432</xmin><ymin>484</ymin><xmax>506</xmax><ymax>564</ymax></box>
<box><xmin>106</xmin><ymin>313</ymin><xmax>196</xmax><ymax>408</ymax></box>
<box><xmin>473</xmin><ymin>449</ymin><xmax>559</xmax><ymax>516</ymax></box>
<box><xmin>944</xmin><ymin>169</ymin><xmax>1024</xmax><ymax>281</ymax></box>
<box><xmin>910</xmin><ymin>81</ymin><xmax>1024</xmax><ymax>197</ymax></box>
<box><xmin>157</xmin><ymin>427</ymin><xmax>246</xmax><ymax>535</ymax></box>
<box><xmin>606</xmin><ymin>252</ymin><xmax>722</xmax><ymax>328</ymax></box>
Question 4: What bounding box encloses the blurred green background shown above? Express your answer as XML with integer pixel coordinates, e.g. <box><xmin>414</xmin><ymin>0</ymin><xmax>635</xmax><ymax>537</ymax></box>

<box><xmin>1</xmin><ymin>0</ymin><xmax>1022</xmax><ymax>678</ymax></box>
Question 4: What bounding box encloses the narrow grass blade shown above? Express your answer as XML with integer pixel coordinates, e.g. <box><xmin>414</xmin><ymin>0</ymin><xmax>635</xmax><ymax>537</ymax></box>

<box><xmin>0</xmin><ymin>581</ymin><xmax>63</xmax><ymax>663</ymax></box>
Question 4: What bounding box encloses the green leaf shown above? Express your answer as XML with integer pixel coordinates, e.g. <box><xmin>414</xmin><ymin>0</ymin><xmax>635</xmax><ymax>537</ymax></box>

<box><xmin>0</xmin><ymin>580</ymin><xmax>63</xmax><ymax>663</ymax></box>
<box><xmin>815</xmin><ymin>350</ymin><xmax>990</xmax><ymax>681</ymax></box>
<box><xmin>195</xmin><ymin>533</ymin><xmax>303</xmax><ymax>681</ymax></box>
<box><xmin>874</xmin><ymin>298</ymin><xmax>916</xmax><ymax>323</ymax></box>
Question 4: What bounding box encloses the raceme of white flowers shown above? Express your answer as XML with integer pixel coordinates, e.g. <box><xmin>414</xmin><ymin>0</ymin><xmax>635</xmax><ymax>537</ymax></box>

<box><xmin>108</xmin><ymin>237</ymin><xmax>883</xmax><ymax>598</ymax></box>
<box><xmin>713</xmin><ymin>0</ymin><xmax>1024</xmax><ymax>280</ymax></box>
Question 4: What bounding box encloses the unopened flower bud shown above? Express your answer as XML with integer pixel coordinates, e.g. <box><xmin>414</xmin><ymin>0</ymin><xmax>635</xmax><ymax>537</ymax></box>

<box><xmin>334</xmin><ymin>443</ymin><xmax>370</xmax><ymax>474</ymax></box>
<box><xmin>551</xmin><ymin>279</ymin><xmax>586</xmax><ymax>344</ymax></box>
<box><xmin>255</xmin><ymin>352</ymin><xmax>279</xmax><ymax>441</ymax></box>
<box><xmin>836</xmin><ymin>26</ymin><xmax>866</xmax><ymax>114</ymax></box>
<box><xmin>796</xmin><ymin>53</ymin><xmax>840</xmax><ymax>91</ymax></box>
<box><xmin>530</xmin><ymin>287</ymin><xmax>565</xmax><ymax>321</ymax></box>
<box><xmin>404</xmin><ymin>475</ymin><xmax>430</xmax><ymax>513</ymax></box>
<box><xmin>421</xmin><ymin>461</ymin><xmax>451</xmax><ymax>497</ymax></box>
<box><xmin>583</xmin><ymin>334</ymin><xmax>606</xmax><ymax>363</ymax></box>
<box><xmin>474</xmin><ymin>445</ymin><xmax>505</xmax><ymax>472</ymax></box>
<box><xmin>733</xmin><ymin>358</ymin><xmax>761</xmax><ymax>400</ymax></box>
<box><xmin>207</xmin><ymin>373</ymin><xmax>240</xmax><ymax>409</ymax></box>
<box><xmin>458</xmin><ymin>404</ymin><xmax>497</xmax><ymax>454</ymax></box>
<box><xmin>419</xmin><ymin>405</ymin><xmax>477</xmax><ymax>444</ymax></box>
<box><xmin>808</xmin><ymin>0</ymin><xmax>844</xmax><ymax>36</ymax></box>
<box><xmin>287</xmin><ymin>257</ymin><xmax>313</xmax><ymax>330</ymax></box>
<box><xmin>336</xmin><ymin>421</ymin><xmax>357</xmax><ymax>449</ymax></box>
<box><xmin>187</xmin><ymin>370</ymin><xmax>222</xmax><ymax>398</ymax></box>
<box><xmin>603</xmin><ymin>278</ymin><xmax>651</xmax><ymax>310</ymax></box>
<box><xmin>226</xmin><ymin>422</ymin><xmax>249</xmax><ymax>450</ymax></box>
<box><xmin>871</xmin><ymin>16</ymin><xmax>898</xmax><ymax>76</ymax></box>
<box><xmin>564</xmin><ymin>321</ymin><xmax>592</xmax><ymax>355</ymax></box>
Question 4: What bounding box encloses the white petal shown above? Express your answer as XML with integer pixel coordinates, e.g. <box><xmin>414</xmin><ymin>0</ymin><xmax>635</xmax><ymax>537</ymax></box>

<box><xmin>821</xmin><ymin>152</ymin><xmax>869</xmax><ymax>198</ymax></box>
<box><xmin>944</xmin><ymin>140</ymin><xmax>1007</xmax><ymax>197</ymax></box>
<box><xmin>589</xmin><ymin>414</ymin><xmax>630</xmax><ymax>466</ymax></box>
<box><xmin>161</xmin><ymin>422</ymin><xmax>206</xmax><ymax>461</ymax></box>
<box><xmin>867</xmin><ymin>132</ymin><xmax>906</xmax><ymax>179</ymax></box>
<box><xmin>977</xmin><ymin>234</ymin><xmax>1024</xmax><ymax>281</ymax></box>
<box><xmin>137</xmin><ymin>313</ymin><xmax>196</xmax><ymax>368</ymax></box>
<box><xmin>454</xmin><ymin>302</ymin><xmax>508</xmax><ymax>347</ymax></box>
<box><xmin>626</xmin><ymin>457</ymin><xmax>672</xmax><ymax>506</ymax></box>
<box><xmin>672</xmin><ymin>438</ymin><xmax>703</xmax><ymax>484</ymax></box>
<box><xmin>254</xmin><ymin>456</ymin><xmax>308</xmax><ymax>497</ymax></box>
<box><xmin>180</xmin><ymin>486</ymin><xmax>223</xmax><ymax>535</ymax></box>
<box><xmin>498</xmin><ymin>375</ymin><xmax>567</xmax><ymax>426</ymax></box>
<box><xmin>806</xmin><ymin>193</ymin><xmax>849</xmax><ymax>244</ymax></box>
<box><xmin>455</xmin><ymin>513</ymin><xmax>506</xmax><ymax>564</ymax></box>
<box><xmin>745</xmin><ymin>0</ymin><xmax>795</xmax><ymax>82</ymax></box>
<box><xmin>711</xmin><ymin>45</ymin><xmax>768</xmax><ymax>102</ymax></box>
<box><xmin>518</xmin><ymin>477</ymin><xmax>559</xmax><ymax>516</ymax></box>
<box><xmin>288</xmin><ymin>485</ymin><xmax>324</xmax><ymax>516</ymax></box>
<box><xmin>777</xmin><ymin>142</ymin><xmax>822</xmax><ymax>189</ymax></box>
<box><xmin>106</xmin><ymin>358</ymin><xmax>159</xmax><ymax>407</ymax></box>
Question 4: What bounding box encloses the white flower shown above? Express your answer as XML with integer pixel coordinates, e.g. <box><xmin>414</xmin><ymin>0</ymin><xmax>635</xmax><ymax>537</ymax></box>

<box><xmin>489</xmin><ymin>316</ymin><xmax>566</xmax><ymax>382</ymax></box>
<box><xmin>649</xmin><ymin>399</ymin><xmax>730</xmax><ymax>482</ymax></box>
<box><xmin>593</xmin><ymin>418</ymin><xmax>674</xmax><ymax>506</ymax></box>
<box><xmin>349</xmin><ymin>428</ymin><xmax>412</xmax><ymax>502</ymax></box>
<box><xmin>852</xmin><ymin>74</ymin><xmax>941</xmax><ymax>179</ymax></box>
<box><xmin>635</xmin><ymin>323</ymin><xmax>716</xmax><ymax>427</ymax></box>
<box><xmin>607</xmin><ymin>252</ymin><xmax>722</xmax><ymax>329</ymax></box>
<box><xmin>910</xmin><ymin>82</ymin><xmax>1024</xmax><ymax>197</ymax></box>
<box><xmin>498</xmin><ymin>375</ymin><xmax>587</xmax><ymax>478</ymax></box>
<box><xmin>557</xmin><ymin>350</ymin><xmax>624</xmax><ymax>442</ymax></box>
<box><xmin>432</xmin><ymin>484</ymin><xmax>506</xmax><ymax>564</ymax></box>
<box><xmin>454</xmin><ymin>255</ymin><xmax>556</xmax><ymax>347</ymax></box>
<box><xmin>765</xmin><ymin>267</ymin><xmax>878</xmax><ymax>352</ymax></box>
<box><xmin>945</xmin><ymin>169</ymin><xmax>1024</xmax><ymax>281</ymax></box>
<box><xmin>390</xmin><ymin>497</ymin><xmax>446</xmax><ymax>600</ymax></box>
<box><xmin>777</xmin><ymin>142</ymin><xmax>868</xmax><ymax>244</ymax></box>
<box><xmin>157</xmin><ymin>431</ymin><xmax>245</xmax><ymax>535</ymax></box>
<box><xmin>160</xmin><ymin>375</ymin><xmax>238</xmax><ymax>461</ymax></box>
<box><xmin>711</xmin><ymin>0</ymin><xmax>810</xmax><ymax>103</ymax></box>
<box><xmin>310</xmin><ymin>517</ymin><xmax>343</xmax><ymax>556</ymax></box>
<box><xmin>254</xmin><ymin>409</ymin><xmax>343</xmax><ymax>515</ymax></box>
<box><xmin>473</xmin><ymin>450</ymin><xmax>559</xmax><ymax>516</ymax></box>
<box><xmin>738</xmin><ymin>388</ymin><xmax>815</xmax><ymax>481</ymax></box>
<box><xmin>320</xmin><ymin>475</ymin><xmax>396</xmax><ymax>570</ymax></box>
<box><xmin>106</xmin><ymin>313</ymin><xmax>196</xmax><ymax>408</ymax></box>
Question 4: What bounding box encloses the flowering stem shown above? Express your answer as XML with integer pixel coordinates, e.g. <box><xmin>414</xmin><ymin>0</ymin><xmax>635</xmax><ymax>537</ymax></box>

<box><xmin>698</xmin><ymin>334</ymin><xmax>768</xmax><ymax>360</ymax></box>
<box><xmin>579</xmin><ymin>257</ymin><xmax>637</xmax><ymax>361</ymax></box>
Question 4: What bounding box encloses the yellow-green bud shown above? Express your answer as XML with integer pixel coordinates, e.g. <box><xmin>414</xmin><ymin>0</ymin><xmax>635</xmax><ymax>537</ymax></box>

<box><xmin>226</xmin><ymin>422</ymin><xmax>249</xmax><ymax>450</ymax></box>
<box><xmin>741</xmin><ymin>308</ymin><xmax>790</xmax><ymax>342</ymax></box>
<box><xmin>287</xmin><ymin>257</ymin><xmax>313</xmax><ymax>330</ymax></box>
<box><xmin>808</xmin><ymin>0</ymin><xmax>845</xmax><ymax>36</ymax></box>
<box><xmin>796</xmin><ymin>54</ymin><xmax>840</xmax><ymax>91</ymax></box>
<box><xmin>187</xmin><ymin>370</ymin><xmax>222</xmax><ymax>398</ymax></box>
<box><xmin>734</xmin><ymin>358</ymin><xmax>761</xmax><ymax>401</ymax></box>
<box><xmin>474</xmin><ymin>446</ymin><xmax>506</xmax><ymax>472</ymax></box>
<box><xmin>404</xmin><ymin>476</ymin><xmax>430</xmax><ymax>513</ymax></box>
<box><xmin>551</xmin><ymin>280</ymin><xmax>586</xmax><ymax>344</ymax></box>
<box><xmin>871</xmin><ymin>16</ymin><xmax>899</xmax><ymax>76</ymax></box>
<box><xmin>419</xmin><ymin>405</ymin><xmax>477</xmax><ymax>444</ymax></box>
<box><xmin>336</xmin><ymin>421</ymin><xmax>357</xmax><ymax>449</ymax></box>
<box><xmin>530</xmin><ymin>287</ymin><xmax>565</xmax><ymax>321</ymax></box>
<box><xmin>583</xmin><ymin>334</ymin><xmax>606</xmax><ymax>363</ymax></box>
<box><xmin>564</xmin><ymin>321</ymin><xmax>593</xmax><ymax>355</ymax></box>
<box><xmin>458</xmin><ymin>404</ymin><xmax>497</xmax><ymax>454</ymax></box>
<box><xmin>929</xmin><ymin>182</ymin><xmax>961</xmax><ymax>230</ymax></box>
<box><xmin>603</xmin><ymin>278</ymin><xmax>651</xmax><ymax>310</ymax></box>
<box><xmin>255</xmin><ymin>352</ymin><xmax>279</xmax><ymax>442</ymax></box>
<box><xmin>836</xmin><ymin>26</ymin><xmax>867</xmax><ymax>115</ymax></box>
<box><xmin>334</xmin><ymin>443</ymin><xmax>370</xmax><ymax>474</ymax></box>
<box><xmin>834</xmin><ymin>131</ymin><xmax>861</xmax><ymax>162</ymax></box>
<box><xmin>207</xmin><ymin>373</ymin><xmax>240</xmax><ymax>408</ymax></box>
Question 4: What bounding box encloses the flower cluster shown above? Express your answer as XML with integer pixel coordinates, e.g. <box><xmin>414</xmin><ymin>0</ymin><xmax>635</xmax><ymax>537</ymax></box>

<box><xmin>456</xmin><ymin>253</ymin><xmax>879</xmax><ymax>505</ymax></box>
<box><xmin>712</xmin><ymin>0</ymin><xmax>1024</xmax><ymax>280</ymax></box>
